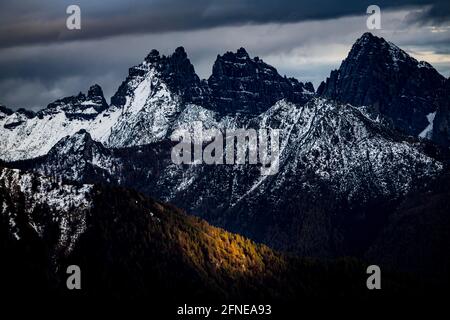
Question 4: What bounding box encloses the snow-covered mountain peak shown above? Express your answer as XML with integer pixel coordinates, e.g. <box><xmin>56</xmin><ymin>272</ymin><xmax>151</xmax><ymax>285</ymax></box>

<box><xmin>105</xmin><ymin>64</ymin><xmax>182</xmax><ymax>147</ymax></box>
<box><xmin>34</xmin><ymin>129</ymin><xmax>118</xmax><ymax>182</ymax></box>
<box><xmin>51</xmin><ymin>129</ymin><xmax>95</xmax><ymax>154</ymax></box>
<box><xmin>40</xmin><ymin>84</ymin><xmax>109</xmax><ymax>119</ymax></box>
<box><xmin>0</xmin><ymin>50</ymin><xmax>191</xmax><ymax>160</ymax></box>
<box><xmin>112</xmin><ymin>46</ymin><xmax>208</xmax><ymax>108</ymax></box>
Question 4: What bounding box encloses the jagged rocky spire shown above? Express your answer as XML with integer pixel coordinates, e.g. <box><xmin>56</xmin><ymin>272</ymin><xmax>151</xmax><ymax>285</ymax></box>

<box><xmin>207</xmin><ymin>48</ymin><xmax>314</xmax><ymax>114</ymax></box>
<box><xmin>112</xmin><ymin>46</ymin><xmax>210</xmax><ymax>108</ymax></box>
<box><xmin>111</xmin><ymin>46</ymin><xmax>314</xmax><ymax>115</ymax></box>
<box><xmin>319</xmin><ymin>32</ymin><xmax>447</xmax><ymax>138</ymax></box>
<box><xmin>43</xmin><ymin>84</ymin><xmax>108</xmax><ymax>119</ymax></box>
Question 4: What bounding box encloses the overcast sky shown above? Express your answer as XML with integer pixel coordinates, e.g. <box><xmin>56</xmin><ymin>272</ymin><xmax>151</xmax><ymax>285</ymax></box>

<box><xmin>1</xmin><ymin>0</ymin><xmax>449</xmax><ymax>110</ymax></box>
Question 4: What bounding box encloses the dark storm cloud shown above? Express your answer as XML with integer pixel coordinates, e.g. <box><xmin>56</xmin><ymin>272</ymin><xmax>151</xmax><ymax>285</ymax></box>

<box><xmin>405</xmin><ymin>1</ymin><xmax>450</xmax><ymax>24</ymax></box>
<box><xmin>0</xmin><ymin>0</ymin><xmax>448</xmax><ymax>49</ymax></box>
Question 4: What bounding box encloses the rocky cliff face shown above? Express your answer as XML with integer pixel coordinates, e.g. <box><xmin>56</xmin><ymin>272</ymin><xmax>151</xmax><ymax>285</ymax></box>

<box><xmin>112</xmin><ymin>47</ymin><xmax>211</xmax><ymax>108</ymax></box>
<box><xmin>208</xmin><ymin>47</ymin><xmax>314</xmax><ymax>114</ymax></box>
<box><xmin>433</xmin><ymin>78</ymin><xmax>450</xmax><ymax>147</ymax></box>
<box><xmin>31</xmin><ymin>129</ymin><xmax>120</xmax><ymax>184</ymax></box>
<box><xmin>318</xmin><ymin>32</ymin><xmax>448</xmax><ymax>145</ymax></box>
<box><xmin>44</xmin><ymin>84</ymin><xmax>108</xmax><ymax>120</ymax></box>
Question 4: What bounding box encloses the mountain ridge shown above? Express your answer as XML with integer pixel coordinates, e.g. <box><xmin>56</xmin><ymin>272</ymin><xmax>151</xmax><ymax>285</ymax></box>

<box><xmin>1</xmin><ymin>32</ymin><xmax>449</xmax><ymax>162</ymax></box>
<box><xmin>0</xmin><ymin>44</ymin><xmax>316</xmax><ymax>161</ymax></box>
<box><xmin>11</xmin><ymin>97</ymin><xmax>445</xmax><ymax>259</ymax></box>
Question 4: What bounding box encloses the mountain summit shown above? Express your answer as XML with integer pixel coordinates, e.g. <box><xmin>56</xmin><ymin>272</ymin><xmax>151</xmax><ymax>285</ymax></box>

<box><xmin>208</xmin><ymin>48</ymin><xmax>314</xmax><ymax>114</ymax></box>
<box><xmin>318</xmin><ymin>32</ymin><xmax>447</xmax><ymax>142</ymax></box>
<box><xmin>112</xmin><ymin>47</ymin><xmax>210</xmax><ymax>108</ymax></box>
<box><xmin>44</xmin><ymin>84</ymin><xmax>108</xmax><ymax>119</ymax></box>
